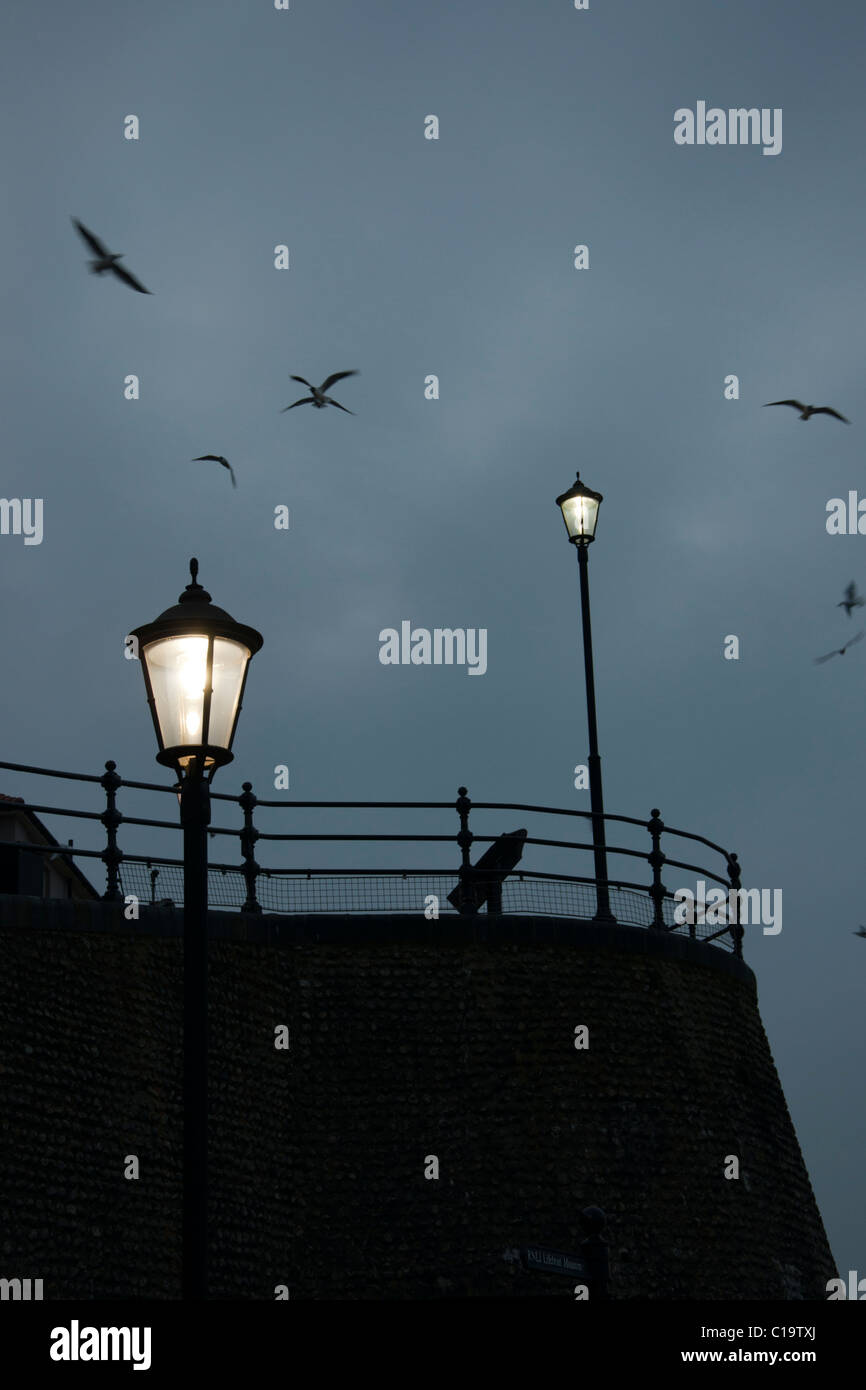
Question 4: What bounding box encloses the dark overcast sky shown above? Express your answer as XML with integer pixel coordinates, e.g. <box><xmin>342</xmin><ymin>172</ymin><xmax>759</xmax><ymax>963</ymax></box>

<box><xmin>2</xmin><ymin>0</ymin><xmax>864</xmax><ymax>1281</ymax></box>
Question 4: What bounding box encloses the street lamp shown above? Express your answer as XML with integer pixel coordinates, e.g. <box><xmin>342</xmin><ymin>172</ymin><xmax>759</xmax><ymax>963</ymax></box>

<box><xmin>555</xmin><ymin>474</ymin><xmax>614</xmax><ymax>923</ymax></box>
<box><xmin>130</xmin><ymin>558</ymin><xmax>263</xmax><ymax>1300</ymax></box>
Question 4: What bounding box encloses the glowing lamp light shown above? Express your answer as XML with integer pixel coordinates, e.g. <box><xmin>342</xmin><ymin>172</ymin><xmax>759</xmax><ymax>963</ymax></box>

<box><xmin>130</xmin><ymin>559</ymin><xmax>263</xmax><ymax>777</ymax></box>
<box><xmin>555</xmin><ymin>473</ymin><xmax>603</xmax><ymax>546</ymax></box>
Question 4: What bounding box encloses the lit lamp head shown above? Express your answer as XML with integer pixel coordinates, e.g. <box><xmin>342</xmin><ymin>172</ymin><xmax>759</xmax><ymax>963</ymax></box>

<box><xmin>130</xmin><ymin>558</ymin><xmax>263</xmax><ymax>779</ymax></box>
<box><xmin>555</xmin><ymin>473</ymin><xmax>603</xmax><ymax>546</ymax></box>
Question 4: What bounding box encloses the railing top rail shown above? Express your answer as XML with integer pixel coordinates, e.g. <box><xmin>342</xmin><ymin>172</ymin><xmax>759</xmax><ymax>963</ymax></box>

<box><xmin>661</xmin><ymin>854</ymin><xmax>732</xmax><ymax>883</ymax></box>
<box><xmin>0</xmin><ymin>760</ymin><xmax>109</xmax><ymax>786</ymax></box>
<box><xmin>0</xmin><ymin>763</ymin><xmax>736</xmax><ymax>863</ymax></box>
<box><xmin>1</xmin><ymin>803</ymin><xmax>106</xmax><ymax>823</ymax></box>
<box><xmin>465</xmin><ymin>803</ymin><xmax>735</xmax><ymax>860</ymax></box>
<box><xmin>0</xmin><ymin>759</ymin><xmax>233</xmax><ymax>800</ymax></box>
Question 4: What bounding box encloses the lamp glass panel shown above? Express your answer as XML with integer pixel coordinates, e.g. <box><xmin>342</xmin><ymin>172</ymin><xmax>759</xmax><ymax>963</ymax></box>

<box><xmin>561</xmin><ymin>492</ymin><xmax>599</xmax><ymax>541</ymax></box>
<box><xmin>208</xmin><ymin>637</ymin><xmax>252</xmax><ymax>750</ymax></box>
<box><xmin>143</xmin><ymin>636</ymin><xmax>209</xmax><ymax>750</ymax></box>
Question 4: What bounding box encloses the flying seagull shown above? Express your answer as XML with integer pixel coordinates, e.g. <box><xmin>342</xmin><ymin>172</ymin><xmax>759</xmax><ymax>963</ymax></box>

<box><xmin>281</xmin><ymin>370</ymin><xmax>358</xmax><ymax>414</ymax></box>
<box><xmin>71</xmin><ymin>218</ymin><xmax>152</xmax><ymax>294</ymax></box>
<box><xmin>854</xmin><ymin>926</ymin><xmax>866</xmax><ymax>938</ymax></box>
<box><xmin>763</xmin><ymin>399</ymin><xmax>849</xmax><ymax>423</ymax></box>
<box><xmin>192</xmin><ymin>454</ymin><xmax>236</xmax><ymax>488</ymax></box>
<box><xmin>814</xmin><ymin>628</ymin><xmax>865</xmax><ymax>664</ymax></box>
<box><xmin>838</xmin><ymin>582</ymin><xmax>864</xmax><ymax>618</ymax></box>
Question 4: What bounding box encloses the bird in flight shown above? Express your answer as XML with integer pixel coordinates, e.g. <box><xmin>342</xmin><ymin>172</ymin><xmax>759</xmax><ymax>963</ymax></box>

<box><xmin>854</xmin><ymin>926</ymin><xmax>866</xmax><ymax>938</ymax></box>
<box><xmin>838</xmin><ymin>582</ymin><xmax>864</xmax><ymax>618</ymax></box>
<box><xmin>282</xmin><ymin>370</ymin><xmax>358</xmax><ymax>414</ymax></box>
<box><xmin>192</xmin><ymin>454</ymin><xmax>236</xmax><ymax>488</ymax></box>
<box><xmin>763</xmin><ymin>399</ymin><xmax>849</xmax><ymax>423</ymax></box>
<box><xmin>71</xmin><ymin>218</ymin><xmax>152</xmax><ymax>294</ymax></box>
<box><xmin>814</xmin><ymin>628</ymin><xmax>865</xmax><ymax>664</ymax></box>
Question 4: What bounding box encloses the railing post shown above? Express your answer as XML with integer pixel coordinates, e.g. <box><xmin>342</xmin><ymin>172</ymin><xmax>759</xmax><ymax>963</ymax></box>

<box><xmin>239</xmin><ymin>782</ymin><xmax>261</xmax><ymax>914</ymax></box>
<box><xmin>727</xmin><ymin>852</ymin><xmax>744</xmax><ymax>959</ymax></box>
<box><xmin>455</xmin><ymin>786</ymin><xmax>474</xmax><ymax>917</ymax></box>
<box><xmin>647</xmin><ymin>808</ymin><xmax>666</xmax><ymax>929</ymax></box>
<box><xmin>100</xmin><ymin>760</ymin><xmax>123</xmax><ymax>902</ymax></box>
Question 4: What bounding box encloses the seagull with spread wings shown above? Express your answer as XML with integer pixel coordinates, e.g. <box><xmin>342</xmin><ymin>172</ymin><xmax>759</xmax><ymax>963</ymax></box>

<box><xmin>281</xmin><ymin>370</ymin><xmax>358</xmax><ymax>414</ymax></box>
<box><xmin>763</xmin><ymin>399</ymin><xmax>849</xmax><ymax>423</ymax></box>
<box><xmin>192</xmin><ymin>455</ymin><xmax>236</xmax><ymax>488</ymax></box>
<box><xmin>71</xmin><ymin>218</ymin><xmax>152</xmax><ymax>294</ymax></box>
<box><xmin>838</xmin><ymin>581</ymin><xmax>864</xmax><ymax>618</ymax></box>
<box><xmin>814</xmin><ymin>629</ymin><xmax>865</xmax><ymax>664</ymax></box>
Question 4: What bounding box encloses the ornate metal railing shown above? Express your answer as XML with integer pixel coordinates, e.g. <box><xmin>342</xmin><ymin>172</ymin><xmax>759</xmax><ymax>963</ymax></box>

<box><xmin>0</xmin><ymin>760</ymin><xmax>745</xmax><ymax>955</ymax></box>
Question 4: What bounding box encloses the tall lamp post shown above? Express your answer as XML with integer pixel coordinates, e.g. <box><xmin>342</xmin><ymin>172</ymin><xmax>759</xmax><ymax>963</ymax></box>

<box><xmin>555</xmin><ymin>475</ymin><xmax>615</xmax><ymax>923</ymax></box>
<box><xmin>130</xmin><ymin>558</ymin><xmax>263</xmax><ymax>1299</ymax></box>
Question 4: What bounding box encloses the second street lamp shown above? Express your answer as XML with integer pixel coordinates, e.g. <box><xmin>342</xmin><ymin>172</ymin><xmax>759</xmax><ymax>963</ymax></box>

<box><xmin>130</xmin><ymin>558</ymin><xmax>263</xmax><ymax>1299</ymax></box>
<box><xmin>555</xmin><ymin>474</ymin><xmax>615</xmax><ymax>924</ymax></box>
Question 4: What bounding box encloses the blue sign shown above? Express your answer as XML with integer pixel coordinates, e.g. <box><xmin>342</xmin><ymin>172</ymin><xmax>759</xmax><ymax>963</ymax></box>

<box><xmin>521</xmin><ymin>1246</ymin><xmax>586</xmax><ymax>1277</ymax></box>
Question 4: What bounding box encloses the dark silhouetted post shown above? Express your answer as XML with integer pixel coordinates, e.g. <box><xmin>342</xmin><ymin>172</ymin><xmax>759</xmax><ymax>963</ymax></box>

<box><xmin>580</xmin><ymin>1205</ymin><xmax>610</xmax><ymax>1299</ymax></box>
<box><xmin>556</xmin><ymin>474</ymin><xmax>614</xmax><ymax>923</ymax></box>
<box><xmin>100</xmin><ymin>760</ymin><xmax>123</xmax><ymax>901</ymax></box>
<box><xmin>577</xmin><ymin>543</ymin><xmax>613</xmax><ymax>921</ymax></box>
<box><xmin>240</xmin><ymin>781</ymin><xmax>261</xmax><ymax>914</ymax></box>
<box><xmin>455</xmin><ymin>787</ymin><xmax>474</xmax><ymax>916</ymax></box>
<box><xmin>181</xmin><ymin>760</ymin><xmax>209</xmax><ymax>1301</ymax></box>
<box><xmin>129</xmin><ymin>559</ymin><xmax>263</xmax><ymax>1300</ymax></box>
<box><xmin>647</xmin><ymin>807</ymin><xmax>666</xmax><ymax>929</ymax></box>
<box><xmin>727</xmin><ymin>852</ymin><xmax>745</xmax><ymax>959</ymax></box>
